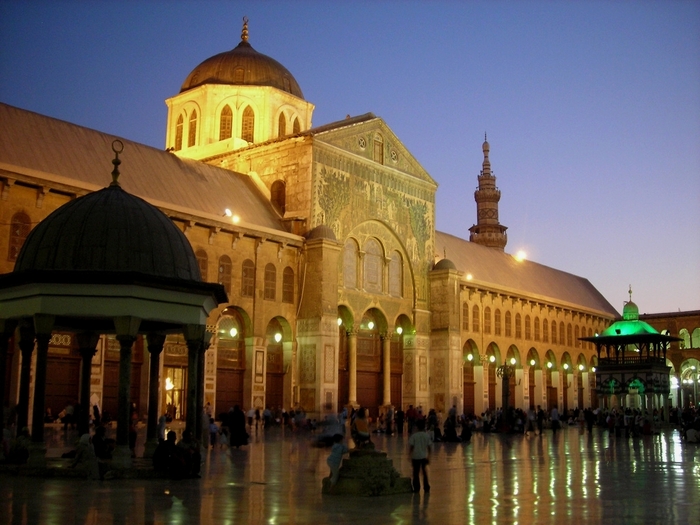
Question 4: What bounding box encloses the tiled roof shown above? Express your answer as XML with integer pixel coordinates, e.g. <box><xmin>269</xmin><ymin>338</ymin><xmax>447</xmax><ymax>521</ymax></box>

<box><xmin>0</xmin><ymin>103</ymin><xmax>285</xmax><ymax>233</ymax></box>
<box><xmin>435</xmin><ymin>231</ymin><xmax>618</xmax><ymax>317</ymax></box>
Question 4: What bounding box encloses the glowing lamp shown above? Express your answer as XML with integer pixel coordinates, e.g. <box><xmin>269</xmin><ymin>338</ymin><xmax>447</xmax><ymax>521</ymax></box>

<box><xmin>274</xmin><ymin>333</ymin><xmax>282</xmax><ymax>343</ymax></box>
<box><xmin>367</xmin><ymin>321</ymin><xmax>375</xmax><ymax>330</ymax></box>
<box><xmin>229</xmin><ymin>327</ymin><xmax>238</xmax><ymax>338</ymax></box>
<box><xmin>547</xmin><ymin>362</ymin><xmax>553</xmax><ymax>369</ymax></box>
<box><xmin>530</xmin><ymin>359</ymin><xmax>536</xmax><ymax>366</ymax></box>
<box><xmin>489</xmin><ymin>355</ymin><xmax>496</xmax><ymax>363</ymax></box>
<box><xmin>467</xmin><ymin>354</ymin><xmax>474</xmax><ymax>362</ymax></box>
<box><xmin>510</xmin><ymin>357</ymin><xmax>516</xmax><ymax>365</ymax></box>
<box><xmin>396</xmin><ymin>326</ymin><xmax>403</xmax><ymax>335</ymax></box>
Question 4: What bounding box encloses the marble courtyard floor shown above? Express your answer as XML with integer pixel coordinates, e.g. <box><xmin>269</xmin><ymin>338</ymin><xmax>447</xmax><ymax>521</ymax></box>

<box><xmin>1</xmin><ymin>423</ymin><xmax>699</xmax><ymax>524</ymax></box>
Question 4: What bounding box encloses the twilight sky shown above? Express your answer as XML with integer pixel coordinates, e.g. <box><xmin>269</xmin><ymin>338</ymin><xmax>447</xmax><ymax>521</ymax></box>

<box><xmin>1</xmin><ymin>1</ymin><xmax>698</xmax><ymax>315</ymax></box>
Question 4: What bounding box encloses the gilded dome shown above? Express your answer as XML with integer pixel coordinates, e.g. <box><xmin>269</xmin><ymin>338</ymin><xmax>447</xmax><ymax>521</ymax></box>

<box><xmin>180</xmin><ymin>21</ymin><xmax>303</xmax><ymax>99</ymax></box>
<box><xmin>15</xmin><ymin>184</ymin><xmax>201</xmax><ymax>282</ymax></box>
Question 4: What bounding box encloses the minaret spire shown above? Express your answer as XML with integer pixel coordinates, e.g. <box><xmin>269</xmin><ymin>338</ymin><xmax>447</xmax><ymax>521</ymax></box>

<box><xmin>468</xmin><ymin>137</ymin><xmax>508</xmax><ymax>250</ymax></box>
<box><xmin>241</xmin><ymin>16</ymin><xmax>249</xmax><ymax>43</ymax></box>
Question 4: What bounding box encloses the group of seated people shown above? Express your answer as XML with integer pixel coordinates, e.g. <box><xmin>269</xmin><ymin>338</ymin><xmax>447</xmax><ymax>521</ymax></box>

<box><xmin>152</xmin><ymin>429</ymin><xmax>201</xmax><ymax>479</ymax></box>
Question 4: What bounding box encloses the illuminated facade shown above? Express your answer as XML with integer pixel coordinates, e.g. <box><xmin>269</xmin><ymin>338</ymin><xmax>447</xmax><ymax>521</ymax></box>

<box><xmin>1</xmin><ymin>21</ymin><xmax>634</xmax><ymax>425</ymax></box>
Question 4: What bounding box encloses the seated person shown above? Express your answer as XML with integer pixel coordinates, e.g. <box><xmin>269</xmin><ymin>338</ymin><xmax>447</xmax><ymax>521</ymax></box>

<box><xmin>351</xmin><ymin>408</ymin><xmax>371</xmax><ymax>446</ymax></box>
<box><xmin>153</xmin><ymin>430</ymin><xmax>189</xmax><ymax>478</ymax></box>
<box><xmin>92</xmin><ymin>425</ymin><xmax>115</xmax><ymax>460</ymax></box>
<box><xmin>177</xmin><ymin>429</ymin><xmax>201</xmax><ymax>477</ymax></box>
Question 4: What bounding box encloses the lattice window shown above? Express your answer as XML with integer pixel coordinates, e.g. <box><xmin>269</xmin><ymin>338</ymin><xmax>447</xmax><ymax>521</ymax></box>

<box><xmin>525</xmin><ymin>315</ymin><xmax>531</xmax><ymax>340</ymax></box>
<box><xmin>495</xmin><ymin>309</ymin><xmax>502</xmax><ymax>336</ymax></box>
<box><xmin>174</xmin><ymin>115</ymin><xmax>183</xmax><ymax>151</ymax></box>
<box><xmin>264</xmin><ymin>263</ymin><xmax>276</xmax><ymax>301</ymax></box>
<box><xmin>559</xmin><ymin>322</ymin><xmax>565</xmax><ymax>345</ymax></box>
<box><xmin>282</xmin><ymin>267</ymin><xmax>294</xmax><ymax>303</ymax></box>
<box><xmin>505</xmin><ymin>311</ymin><xmax>512</xmax><ymax>337</ymax></box>
<box><xmin>217</xmin><ymin>255</ymin><xmax>231</xmax><ymax>295</ymax></box>
<box><xmin>515</xmin><ymin>314</ymin><xmax>522</xmax><ymax>339</ymax></box>
<box><xmin>242</xmin><ymin>106</ymin><xmax>254</xmax><ymax>143</ymax></box>
<box><xmin>484</xmin><ymin>307</ymin><xmax>492</xmax><ymax>334</ymax></box>
<box><xmin>575</xmin><ymin>325</ymin><xmax>580</xmax><ymax>348</ymax></box>
<box><xmin>462</xmin><ymin>303</ymin><xmax>469</xmax><ymax>331</ymax></box>
<box><xmin>551</xmin><ymin>322</ymin><xmax>557</xmax><ymax>345</ymax></box>
<box><xmin>220</xmin><ymin>105</ymin><xmax>232</xmax><ymax>140</ymax></box>
<box><xmin>472</xmin><ymin>305</ymin><xmax>480</xmax><ymax>332</ymax></box>
<box><xmin>278</xmin><ymin>113</ymin><xmax>286</xmax><ymax>137</ymax></box>
<box><xmin>241</xmin><ymin>259</ymin><xmax>255</xmax><ymax>297</ymax></box>
<box><xmin>188</xmin><ymin>110</ymin><xmax>197</xmax><ymax>147</ymax></box>
<box><xmin>534</xmin><ymin>317</ymin><xmax>540</xmax><ymax>341</ymax></box>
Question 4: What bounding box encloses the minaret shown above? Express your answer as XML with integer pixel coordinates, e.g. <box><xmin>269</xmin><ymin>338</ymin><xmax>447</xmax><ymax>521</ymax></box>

<box><xmin>468</xmin><ymin>136</ymin><xmax>508</xmax><ymax>250</ymax></box>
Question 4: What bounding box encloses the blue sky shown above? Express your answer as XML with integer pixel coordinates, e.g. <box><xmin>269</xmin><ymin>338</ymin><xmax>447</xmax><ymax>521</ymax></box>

<box><xmin>1</xmin><ymin>0</ymin><xmax>698</xmax><ymax>314</ymax></box>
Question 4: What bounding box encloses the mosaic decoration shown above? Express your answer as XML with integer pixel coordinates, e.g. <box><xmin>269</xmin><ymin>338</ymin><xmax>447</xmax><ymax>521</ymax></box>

<box><xmin>324</xmin><ymin>344</ymin><xmax>335</xmax><ymax>383</ymax></box>
<box><xmin>419</xmin><ymin>356</ymin><xmax>428</xmax><ymax>392</ymax></box>
<box><xmin>300</xmin><ymin>344</ymin><xmax>316</xmax><ymax>384</ymax></box>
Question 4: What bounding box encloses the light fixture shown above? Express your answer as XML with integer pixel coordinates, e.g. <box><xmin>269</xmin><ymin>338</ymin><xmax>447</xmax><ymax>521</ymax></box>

<box><xmin>510</xmin><ymin>357</ymin><xmax>516</xmax><ymax>365</ymax></box>
<box><xmin>489</xmin><ymin>355</ymin><xmax>496</xmax><ymax>363</ymax></box>
<box><xmin>229</xmin><ymin>327</ymin><xmax>238</xmax><ymax>338</ymax></box>
<box><xmin>224</xmin><ymin>208</ymin><xmax>232</xmax><ymax>217</ymax></box>
<box><xmin>530</xmin><ymin>359</ymin><xmax>536</xmax><ymax>366</ymax></box>
<box><xmin>274</xmin><ymin>332</ymin><xmax>282</xmax><ymax>343</ymax></box>
<box><xmin>514</xmin><ymin>250</ymin><xmax>527</xmax><ymax>262</ymax></box>
<box><xmin>591</xmin><ymin>366</ymin><xmax>596</xmax><ymax>373</ymax></box>
<box><xmin>232</xmin><ymin>214</ymin><xmax>240</xmax><ymax>224</ymax></box>
<box><xmin>578</xmin><ymin>364</ymin><xmax>584</xmax><ymax>371</ymax></box>
<box><xmin>337</xmin><ymin>317</ymin><xmax>343</xmax><ymax>326</ymax></box>
<box><xmin>547</xmin><ymin>362</ymin><xmax>553</xmax><ymax>369</ymax></box>
<box><xmin>165</xmin><ymin>377</ymin><xmax>174</xmax><ymax>391</ymax></box>
<box><xmin>367</xmin><ymin>321</ymin><xmax>375</xmax><ymax>330</ymax></box>
<box><xmin>466</xmin><ymin>273</ymin><xmax>473</xmax><ymax>281</ymax></box>
<box><xmin>467</xmin><ymin>354</ymin><xmax>474</xmax><ymax>361</ymax></box>
<box><xmin>563</xmin><ymin>363</ymin><xmax>569</xmax><ymax>370</ymax></box>
<box><xmin>396</xmin><ymin>326</ymin><xmax>403</xmax><ymax>335</ymax></box>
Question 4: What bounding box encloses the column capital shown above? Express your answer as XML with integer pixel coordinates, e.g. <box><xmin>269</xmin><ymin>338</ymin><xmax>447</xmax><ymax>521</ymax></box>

<box><xmin>114</xmin><ymin>316</ymin><xmax>141</xmax><ymax>338</ymax></box>
<box><xmin>77</xmin><ymin>331</ymin><xmax>100</xmax><ymax>351</ymax></box>
<box><xmin>146</xmin><ymin>332</ymin><xmax>166</xmax><ymax>354</ymax></box>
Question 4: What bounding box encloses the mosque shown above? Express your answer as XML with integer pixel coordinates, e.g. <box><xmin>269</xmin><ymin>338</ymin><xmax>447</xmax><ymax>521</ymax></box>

<box><xmin>1</xmin><ymin>20</ymin><xmax>629</xmax><ymax>427</ymax></box>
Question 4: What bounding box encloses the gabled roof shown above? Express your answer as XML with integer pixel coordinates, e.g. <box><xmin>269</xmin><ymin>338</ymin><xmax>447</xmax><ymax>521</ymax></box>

<box><xmin>0</xmin><ymin>103</ymin><xmax>286</xmax><ymax>233</ymax></box>
<box><xmin>308</xmin><ymin>113</ymin><xmax>437</xmax><ymax>188</ymax></box>
<box><xmin>435</xmin><ymin>231</ymin><xmax>618</xmax><ymax>317</ymax></box>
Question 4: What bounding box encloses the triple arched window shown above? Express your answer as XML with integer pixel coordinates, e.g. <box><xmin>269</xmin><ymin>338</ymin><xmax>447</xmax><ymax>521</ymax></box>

<box><xmin>342</xmin><ymin>237</ymin><xmax>402</xmax><ymax>298</ymax></box>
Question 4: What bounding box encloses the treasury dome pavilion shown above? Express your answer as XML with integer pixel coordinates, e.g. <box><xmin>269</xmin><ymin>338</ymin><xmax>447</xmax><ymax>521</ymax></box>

<box><xmin>1</xmin><ymin>20</ymin><xmax>627</xmax><ymax>429</ymax></box>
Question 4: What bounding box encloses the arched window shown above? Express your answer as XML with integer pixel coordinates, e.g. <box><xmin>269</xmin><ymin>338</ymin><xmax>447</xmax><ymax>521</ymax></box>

<box><xmin>551</xmin><ymin>322</ymin><xmax>557</xmax><ymax>345</ymax></box>
<box><xmin>373</xmin><ymin>133</ymin><xmax>384</xmax><ymax>164</ymax></box>
<box><xmin>188</xmin><ymin>110</ymin><xmax>197</xmax><ymax>147</ymax></box>
<box><xmin>543</xmin><ymin>319</ymin><xmax>549</xmax><ymax>343</ymax></box>
<box><xmin>494</xmin><ymin>309</ymin><xmax>502</xmax><ymax>336</ymax></box>
<box><xmin>534</xmin><ymin>317</ymin><xmax>541</xmax><ymax>341</ymax></box>
<box><xmin>472</xmin><ymin>305</ymin><xmax>480</xmax><ymax>332</ymax></box>
<box><xmin>278</xmin><ymin>113</ymin><xmax>286</xmax><ymax>137</ymax></box>
<box><xmin>566</xmin><ymin>324</ymin><xmax>573</xmax><ymax>347</ymax></box>
<box><xmin>242</xmin><ymin>106</ymin><xmax>254</xmax><ymax>143</ymax></box>
<box><xmin>241</xmin><ymin>259</ymin><xmax>255</xmax><ymax>297</ymax></box>
<box><xmin>692</xmin><ymin>328</ymin><xmax>700</xmax><ymax>348</ymax></box>
<box><xmin>679</xmin><ymin>329</ymin><xmax>690</xmax><ymax>349</ymax></box>
<box><xmin>525</xmin><ymin>315</ymin><xmax>531</xmax><ymax>340</ymax></box>
<box><xmin>271</xmin><ymin>180</ymin><xmax>286</xmax><ymax>215</ymax></box>
<box><xmin>282</xmin><ymin>266</ymin><xmax>294</xmax><ymax>303</ymax></box>
<box><xmin>484</xmin><ymin>307</ymin><xmax>492</xmax><ymax>334</ymax></box>
<box><xmin>515</xmin><ymin>314</ymin><xmax>522</xmax><ymax>338</ymax></box>
<box><xmin>559</xmin><ymin>322</ymin><xmax>565</xmax><ymax>345</ymax></box>
<box><xmin>363</xmin><ymin>238</ymin><xmax>383</xmax><ymax>294</ymax></box>
<box><xmin>174</xmin><ymin>115</ymin><xmax>183</xmax><ymax>151</ymax></box>
<box><xmin>195</xmin><ymin>249</ymin><xmax>208</xmax><ymax>281</ymax></box>
<box><xmin>388</xmin><ymin>251</ymin><xmax>402</xmax><ymax>297</ymax></box>
<box><xmin>462</xmin><ymin>303</ymin><xmax>469</xmax><ymax>331</ymax></box>
<box><xmin>217</xmin><ymin>255</ymin><xmax>231</xmax><ymax>295</ymax></box>
<box><xmin>575</xmin><ymin>325</ymin><xmax>580</xmax><ymax>348</ymax></box>
<box><xmin>220</xmin><ymin>105</ymin><xmax>232</xmax><ymax>140</ymax></box>
<box><xmin>292</xmin><ymin>117</ymin><xmax>300</xmax><ymax>134</ymax></box>
<box><xmin>264</xmin><ymin>263</ymin><xmax>276</xmax><ymax>300</ymax></box>
<box><xmin>505</xmin><ymin>311</ymin><xmax>512</xmax><ymax>337</ymax></box>
<box><xmin>8</xmin><ymin>211</ymin><xmax>31</xmax><ymax>262</ymax></box>
<box><xmin>343</xmin><ymin>239</ymin><xmax>358</xmax><ymax>289</ymax></box>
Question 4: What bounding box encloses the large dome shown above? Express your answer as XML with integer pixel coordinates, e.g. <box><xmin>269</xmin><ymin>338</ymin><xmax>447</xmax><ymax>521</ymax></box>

<box><xmin>15</xmin><ymin>184</ymin><xmax>201</xmax><ymax>282</ymax></box>
<box><xmin>180</xmin><ymin>22</ymin><xmax>303</xmax><ymax>99</ymax></box>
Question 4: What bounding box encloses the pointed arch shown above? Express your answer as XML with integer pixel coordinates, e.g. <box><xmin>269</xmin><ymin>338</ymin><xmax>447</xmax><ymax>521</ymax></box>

<box><xmin>188</xmin><ymin>109</ymin><xmax>197</xmax><ymax>147</ymax></box>
<box><xmin>242</xmin><ymin>106</ymin><xmax>255</xmax><ymax>143</ymax></box>
<box><xmin>174</xmin><ymin>114</ymin><xmax>184</xmax><ymax>151</ymax></box>
<box><xmin>220</xmin><ymin>105</ymin><xmax>233</xmax><ymax>140</ymax></box>
<box><xmin>292</xmin><ymin>116</ymin><xmax>300</xmax><ymax>134</ymax></box>
<box><xmin>278</xmin><ymin>112</ymin><xmax>287</xmax><ymax>137</ymax></box>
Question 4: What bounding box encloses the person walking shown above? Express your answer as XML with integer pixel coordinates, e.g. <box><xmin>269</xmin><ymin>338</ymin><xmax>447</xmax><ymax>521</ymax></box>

<box><xmin>408</xmin><ymin>419</ymin><xmax>432</xmax><ymax>493</ymax></box>
<box><xmin>550</xmin><ymin>406</ymin><xmax>561</xmax><ymax>436</ymax></box>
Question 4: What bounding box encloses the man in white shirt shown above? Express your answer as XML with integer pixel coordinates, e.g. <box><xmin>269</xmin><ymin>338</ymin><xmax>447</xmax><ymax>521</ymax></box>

<box><xmin>408</xmin><ymin>418</ymin><xmax>433</xmax><ymax>492</ymax></box>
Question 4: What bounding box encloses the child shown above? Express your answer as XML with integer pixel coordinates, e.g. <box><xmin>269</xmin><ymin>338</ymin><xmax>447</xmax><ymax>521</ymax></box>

<box><xmin>326</xmin><ymin>433</ymin><xmax>348</xmax><ymax>489</ymax></box>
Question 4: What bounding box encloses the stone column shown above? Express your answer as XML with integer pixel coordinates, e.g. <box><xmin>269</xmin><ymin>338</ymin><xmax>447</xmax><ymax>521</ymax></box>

<box><xmin>347</xmin><ymin>329</ymin><xmax>358</xmax><ymax>407</ymax></box>
<box><xmin>0</xmin><ymin>320</ymin><xmax>17</xmax><ymax>419</ymax></box>
<box><xmin>17</xmin><ymin>322</ymin><xmax>35</xmax><ymax>431</ymax></box>
<box><xmin>28</xmin><ymin>314</ymin><xmax>54</xmax><ymax>468</ymax></box>
<box><xmin>113</xmin><ymin>316</ymin><xmax>141</xmax><ymax>468</ymax></box>
<box><xmin>184</xmin><ymin>324</ymin><xmax>205</xmax><ymax>436</ymax></box>
<box><xmin>144</xmin><ymin>332</ymin><xmax>165</xmax><ymax>458</ymax></box>
<box><xmin>382</xmin><ymin>333</ymin><xmax>392</xmax><ymax>406</ymax></box>
<box><xmin>77</xmin><ymin>332</ymin><xmax>100</xmax><ymax>436</ymax></box>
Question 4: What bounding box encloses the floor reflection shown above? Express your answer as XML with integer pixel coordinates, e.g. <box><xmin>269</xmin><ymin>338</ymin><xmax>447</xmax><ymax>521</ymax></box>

<box><xmin>1</xmin><ymin>424</ymin><xmax>699</xmax><ymax>524</ymax></box>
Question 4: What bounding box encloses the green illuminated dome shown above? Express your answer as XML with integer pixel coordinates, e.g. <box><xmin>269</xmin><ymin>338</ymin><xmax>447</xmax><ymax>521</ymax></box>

<box><xmin>622</xmin><ymin>300</ymin><xmax>639</xmax><ymax>321</ymax></box>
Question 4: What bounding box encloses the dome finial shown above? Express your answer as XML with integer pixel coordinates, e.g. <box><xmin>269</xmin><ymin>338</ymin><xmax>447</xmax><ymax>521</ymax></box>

<box><xmin>628</xmin><ymin>284</ymin><xmax>633</xmax><ymax>302</ymax></box>
<box><xmin>241</xmin><ymin>16</ymin><xmax>249</xmax><ymax>43</ymax></box>
<box><xmin>110</xmin><ymin>140</ymin><xmax>124</xmax><ymax>187</ymax></box>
